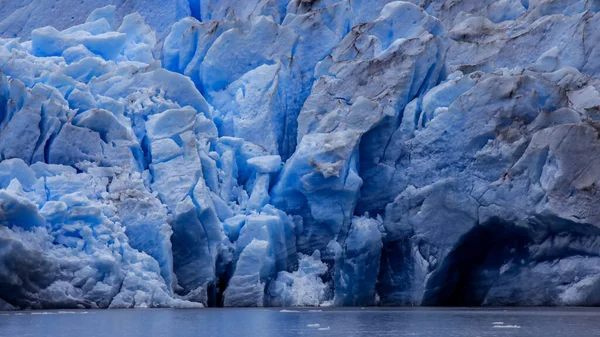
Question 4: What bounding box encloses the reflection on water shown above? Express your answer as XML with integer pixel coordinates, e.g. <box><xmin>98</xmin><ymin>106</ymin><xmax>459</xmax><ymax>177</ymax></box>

<box><xmin>0</xmin><ymin>307</ymin><xmax>599</xmax><ymax>337</ymax></box>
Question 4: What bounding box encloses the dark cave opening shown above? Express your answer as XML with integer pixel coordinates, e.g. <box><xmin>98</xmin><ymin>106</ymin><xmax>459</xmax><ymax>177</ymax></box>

<box><xmin>208</xmin><ymin>262</ymin><xmax>233</xmax><ymax>308</ymax></box>
<box><xmin>422</xmin><ymin>218</ymin><xmax>533</xmax><ymax>306</ymax></box>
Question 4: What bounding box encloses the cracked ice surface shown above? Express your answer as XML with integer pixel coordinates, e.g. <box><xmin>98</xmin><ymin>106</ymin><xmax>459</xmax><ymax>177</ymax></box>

<box><xmin>2</xmin><ymin>0</ymin><xmax>600</xmax><ymax>308</ymax></box>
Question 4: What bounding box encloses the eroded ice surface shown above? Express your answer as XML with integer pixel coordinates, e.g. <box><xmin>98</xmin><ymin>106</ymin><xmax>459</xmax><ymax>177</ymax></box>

<box><xmin>2</xmin><ymin>0</ymin><xmax>600</xmax><ymax>309</ymax></box>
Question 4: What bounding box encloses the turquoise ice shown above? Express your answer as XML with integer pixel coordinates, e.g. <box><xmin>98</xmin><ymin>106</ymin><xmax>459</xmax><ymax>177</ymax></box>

<box><xmin>2</xmin><ymin>0</ymin><xmax>600</xmax><ymax>309</ymax></box>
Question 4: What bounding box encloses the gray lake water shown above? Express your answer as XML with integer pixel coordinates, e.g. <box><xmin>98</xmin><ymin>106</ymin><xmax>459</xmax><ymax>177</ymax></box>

<box><xmin>1</xmin><ymin>308</ymin><xmax>599</xmax><ymax>337</ymax></box>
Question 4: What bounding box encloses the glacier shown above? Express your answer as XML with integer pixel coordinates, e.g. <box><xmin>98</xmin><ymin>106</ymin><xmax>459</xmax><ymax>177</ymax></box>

<box><xmin>2</xmin><ymin>0</ymin><xmax>600</xmax><ymax>309</ymax></box>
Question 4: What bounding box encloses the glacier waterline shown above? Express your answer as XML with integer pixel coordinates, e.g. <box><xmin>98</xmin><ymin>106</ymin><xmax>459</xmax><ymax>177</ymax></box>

<box><xmin>2</xmin><ymin>0</ymin><xmax>600</xmax><ymax>309</ymax></box>
<box><xmin>2</xmin><ymin>308</ymin><xmax>600</xmax><ymax>337</ymax></box>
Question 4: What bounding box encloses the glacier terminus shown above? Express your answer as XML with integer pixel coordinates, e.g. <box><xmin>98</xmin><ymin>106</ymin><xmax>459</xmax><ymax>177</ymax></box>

<box><xmin>2</xmin><ymin>0</ymin><xmax>600</xmax><ymax>309</ymax></box>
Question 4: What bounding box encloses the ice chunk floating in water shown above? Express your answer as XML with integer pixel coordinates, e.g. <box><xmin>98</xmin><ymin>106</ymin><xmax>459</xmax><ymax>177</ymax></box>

<box><xmin>492</xmin><ymin>321</ymin><xmax>521</xmax><ymax>329</ymax></box>
<box><xmin>2</xmin><ymin>0</ymin><xmax>600</xmax><ymax>308</ymax></box>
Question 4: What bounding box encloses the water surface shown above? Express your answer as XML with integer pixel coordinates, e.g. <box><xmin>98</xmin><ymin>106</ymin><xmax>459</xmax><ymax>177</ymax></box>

<box><xmin>1</xmin><ymin>307</ymin><xmax>599</xmax><ymax>337</ymax></box>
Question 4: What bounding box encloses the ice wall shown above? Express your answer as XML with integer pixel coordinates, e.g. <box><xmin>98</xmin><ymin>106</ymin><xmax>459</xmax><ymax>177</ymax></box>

<box><xmin>2</xmin><ymin>0</ymin><xmax>600</xmax><ymax>308</ymax></box>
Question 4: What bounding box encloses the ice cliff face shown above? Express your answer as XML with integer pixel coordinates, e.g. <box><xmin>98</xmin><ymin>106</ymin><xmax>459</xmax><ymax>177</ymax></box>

<box><xmin>2</xmin><ymin>0</ymin><xmax>600</xmax><ymax>309</ymax></box>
